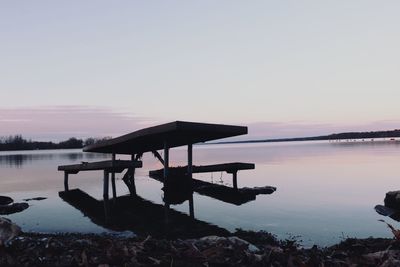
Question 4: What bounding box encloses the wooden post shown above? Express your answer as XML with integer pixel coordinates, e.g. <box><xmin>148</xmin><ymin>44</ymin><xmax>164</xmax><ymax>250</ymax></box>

<box><xmin>188</xmin><ymin>144</ymin><xmax>194</xmax><ymax>219</ymax></box>
<box><xmin>163</xmin><ymin>142</ymin><xmax>169</xmax><ymax>181</ymax></box>
<box><xmin>188</xmin><ymin>144</ymin><xmax>193</xmax><ymax>177</ymax></box>
<box><xmin>103</xmin><ymin>170</ymin><xmax>110</xmax><ymax>219</ymax></box>
<box><xmin>163</xmin><ymin>142</ymin><xmax>169</xmax><ymax>224</ymax></box>
<box><xmin>121</xmin><ymin>155</ymin><xmax>137</xmax><ymax>196</ymax></box>
<box><xmin>232</xmin><ymin>171</ymin><xmax>238</xmax><ymax>190</ymax></box>
<box><xmin>111</xmin><ymin>154</ymin><xmax>117</xmax><ymax>200</ymax></box>
<box><xmin>130</xmin><ymin>155</ymin><xmax>136</xmax><ymax>195</ymax></box>
<box><xmin>64</xmin><ymin>172</ymin><xmax>69</xmax><ymax>191</ymax></box>
<box><xmin>152</xmin><ymin>150</ymin><xmax>165</xmax><ymax>166</ymax></box>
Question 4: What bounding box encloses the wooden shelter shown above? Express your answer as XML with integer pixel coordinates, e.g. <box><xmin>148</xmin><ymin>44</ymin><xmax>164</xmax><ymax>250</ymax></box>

<box><xmin>58</xmin><ymin>121</ymin><xmax>256</xmax><ymax>218</ymax></box>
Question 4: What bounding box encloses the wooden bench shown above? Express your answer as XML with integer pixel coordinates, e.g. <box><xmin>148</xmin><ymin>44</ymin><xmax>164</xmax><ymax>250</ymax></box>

<box><xmin>58</xmin><ymin>159</ymin><xmax>142</xmax><ymax>219</ymax></box>
<box><xmin>149</xmin><ymin>162</ymin><xmax>255</xmax><ymax>189</ymax></box>
<box><xmin>58</xmin><ymin>159</ymin><xmax>142</xmax><ymax>194</ymax></box>
<box><xmin>58</xmin><ymin>160</ymin><xmax>142</xmax><ymax>173</ymax></box>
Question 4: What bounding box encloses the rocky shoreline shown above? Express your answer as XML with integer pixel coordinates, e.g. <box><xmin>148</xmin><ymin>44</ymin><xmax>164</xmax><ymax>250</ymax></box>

<box><xmin>1</xmin><ymin>221</ymin><xmax>400</xmax><ymax>266</ymax></box>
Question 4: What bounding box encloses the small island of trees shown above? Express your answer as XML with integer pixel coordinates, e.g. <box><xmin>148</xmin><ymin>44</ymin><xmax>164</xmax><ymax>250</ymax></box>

<box><xmin>0</xmin><ymin>135</ymin><xmax>109</xmax><ymax>151</ymax></box>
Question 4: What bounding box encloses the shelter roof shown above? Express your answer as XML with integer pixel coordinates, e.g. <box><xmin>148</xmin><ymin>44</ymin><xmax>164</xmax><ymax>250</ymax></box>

<box><xmin>83</xmin><ymin>121</ymin><xmax>247</xmax><ymax>155</ymax></box>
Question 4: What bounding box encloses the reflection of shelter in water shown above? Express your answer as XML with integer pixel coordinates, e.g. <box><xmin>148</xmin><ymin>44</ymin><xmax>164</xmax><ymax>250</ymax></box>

<box><xmin>59</xmin><ymin>189</ymin><xmax>229</xmax><ymax>238</ymax></box>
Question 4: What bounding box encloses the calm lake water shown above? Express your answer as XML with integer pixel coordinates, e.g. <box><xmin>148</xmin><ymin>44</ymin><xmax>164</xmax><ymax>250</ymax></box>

<box><xmin>1</xmin><ymin>140</ymin><xmax>400</xmax><ymax>247</ymax></box>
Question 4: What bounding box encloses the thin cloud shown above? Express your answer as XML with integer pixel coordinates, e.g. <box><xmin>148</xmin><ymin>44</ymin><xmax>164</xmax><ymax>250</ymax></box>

<box><xmin>0</xmin><ymin>106</ymin><xmax>157</xmax><ymax>141</ymax></box>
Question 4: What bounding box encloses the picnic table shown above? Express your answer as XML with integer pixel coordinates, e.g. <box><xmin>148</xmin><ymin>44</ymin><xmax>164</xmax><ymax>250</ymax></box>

<box><xmin>58</xmin><ymin>121</ymin><xmax>256</xmax><ymax>218</ymax></box>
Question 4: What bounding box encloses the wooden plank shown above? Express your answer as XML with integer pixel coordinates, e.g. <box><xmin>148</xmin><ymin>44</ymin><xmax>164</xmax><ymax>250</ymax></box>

<box><xmin>149</xmin><ymin>162</ymin><xmax>255</xmax><ymax>177</ymax></box>
<box><xmin>193</xmin><ymin>163</ymin><xmax>254</xmax><ymax>174</ymax></box>
<box><xmin>58</xmin><ymin>160</ymin><xmax>142</xmax><ymax>173</ymax></box>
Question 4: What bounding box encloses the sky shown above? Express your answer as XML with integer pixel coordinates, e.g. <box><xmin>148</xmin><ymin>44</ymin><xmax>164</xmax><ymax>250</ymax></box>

<box><xmin>1</xmin><ymin>1</ymin><xmax>399</xmax><ymax>141</ymax></box>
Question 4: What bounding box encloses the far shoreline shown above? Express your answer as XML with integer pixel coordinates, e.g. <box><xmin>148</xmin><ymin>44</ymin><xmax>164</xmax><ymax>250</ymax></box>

<box><xmin>1</xmin><ymin>129</ymin><xmax>400</xmax><ymax>152</ymax></box>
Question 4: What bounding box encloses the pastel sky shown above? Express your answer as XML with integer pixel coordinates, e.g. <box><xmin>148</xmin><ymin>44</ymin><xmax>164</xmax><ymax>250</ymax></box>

<box><xmin>1</xmin><ymin>1</ymin><xmax>399</xmax><ymax>140</ymax></box>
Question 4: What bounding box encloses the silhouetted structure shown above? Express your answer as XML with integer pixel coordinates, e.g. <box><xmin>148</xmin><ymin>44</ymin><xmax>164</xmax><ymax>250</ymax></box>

<box><xmin>58</xmin><ymin>121</ymin><xmax>276</xmax><ymax>229</ymax></box>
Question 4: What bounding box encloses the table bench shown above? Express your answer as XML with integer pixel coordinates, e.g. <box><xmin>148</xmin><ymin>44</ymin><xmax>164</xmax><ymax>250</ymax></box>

<box><xmin>58</xmin><ymin>159</ymin><xmax>142</xmax><ymax>195</ymax></box>
<box><xmin>149</xmin><ymin>162</ymin><xmax>255</xmax><ymax>189</ymax></box>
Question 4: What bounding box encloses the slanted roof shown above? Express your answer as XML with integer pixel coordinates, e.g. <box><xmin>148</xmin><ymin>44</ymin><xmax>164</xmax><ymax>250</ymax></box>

<box><xmin>84</xmin><ymin>121</ymin><xmax>247</xmax><ymax>155</ymax></box>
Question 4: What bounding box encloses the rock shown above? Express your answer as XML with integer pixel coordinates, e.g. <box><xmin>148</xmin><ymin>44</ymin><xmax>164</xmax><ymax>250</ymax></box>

<box><xmin>363</xmin><ymin>250</ymin><xmax>400</xmax><ymax>263</ymax></box>
<box><xmin>0</xmin><ymin>196</ymin><xmax>13</xmax><ymax>206</ymax></box>
<box><xmin>182</xmin><ymin>243</ymin><xmax>205</xmax><ymax>260</ymax></box>
<box><xmin>241</xmin><ymin>186</ymin><xmax>277</xmax><ymax>195</ymax></box>
<box><xmin>198</xmin><ymin>235</ymin><xmax>225</xmax><ymax>243</ymax></box>
<box><xmin>363</xmin><ymin>250</ymin><xmax>400</xmax><ymax>267</ymax></box>
<box><xmin>23</xmin><ymin>197</ymin><xmax>47</xmax><ymax>202</ymax></box>
<box><xmin>265</xmin><ymin>245</ymin><xmax>283</xmax><ymax>254</ymax></box>
<box><xmin>380</xmin><ymin>258</ymin><xmax>400</xmax><ymax>267</ymax></box>
<box><xmin>385</xmin><ymin>191</ymin><xmax>400</xmax><ymax>209</ymax></box>
<box><xmin>375</xmin><ymin>205</ymin><xmax>398</xmax><ymax>217</ymax></box>
<box><xmin>0</xmin><ymin>202</ymin><xmax>29</xmax><ymax>215</ymax></box>
<box><xmin>195</xmin><ymin>235</ymin><xmax>260</xmax><ymax>253</ymax></box>
<box><xmin>0</xmin><ymin>217</ymin><xmax>21</xmax><ymax>246</ymax></box>
<box><xmin>227</xmin><ymin>236</ymin><xmax>260</xmax><ymax>253</ymax></box>
<box><xmin>0</xmin><ymin>196</ymin><xmax>30</xmax><ymax>216</ymax></box>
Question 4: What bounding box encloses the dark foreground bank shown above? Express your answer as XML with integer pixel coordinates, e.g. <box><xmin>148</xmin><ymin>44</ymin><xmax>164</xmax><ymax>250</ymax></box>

<box><xmin>1</xmin><ymin>229</ymin><xmax>400</xmax><ymax>266</ymax></box>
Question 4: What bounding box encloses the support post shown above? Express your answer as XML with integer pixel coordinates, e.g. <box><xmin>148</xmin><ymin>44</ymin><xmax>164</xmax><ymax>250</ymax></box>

<box><xmin>111</xmin><ymin>154</ymin><xmax>117</xmax><ymax>200</ymax></box>
<box><xmin>123</xmin><ymin>168</ymin><xmax>136</xmax><ymax>196</ymax></box>
<box><xmin>163</xmin><ymin>142</ymin><xmax>169</xmax><ymax>224</ymax></box>
<box><xmin>120</xmin><ymin>155</ymin><xmax>137</xmax><ymax>196</ymax></box>
<box><xmin>232</xmin><ymin>171</ymin><xmax>238</xmax><ymax>190</ymax></box>
<box><xmin>188</xmin><ymin>144</ymin><xmax>194</xmax><ymax>219</ymax></box>
<box><xmin>187</xmin><ymin>144</ymin><xmax>193</xmax><ymax>178</ymax></box>
<box><xmin>152</xmin><ymin>150</ymin><xmax>165</xmax><ymax>166</ymax></box>
<box><xmin>163</xmin><ymin>142</ymin><xmax>169</xmax><ymax>181</ymax></box>
<box><xmin>103</xmin><ymin>170</ymin><xmax>110</xmax><ymax>220</ymax></box>
<box><xmin>64</xmin><ymin>172</ymin><xmax>69</xmax><ymax>191</ymax></box>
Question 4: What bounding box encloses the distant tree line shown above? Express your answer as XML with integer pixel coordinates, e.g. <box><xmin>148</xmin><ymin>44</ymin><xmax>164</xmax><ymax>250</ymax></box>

<box><xmin>0</xmin><ymin>135</ymin><xmax>110</xmax><ymax>151</ymax></box>
<box><xmin>324</xmin><ymin>129</ymin><xmax>400</xmax><ymax>140</ymax></box>
<box><xmin>217</xmin><ymin>129</ymin><xmax>400</xmax><ymax>144</ymax></box>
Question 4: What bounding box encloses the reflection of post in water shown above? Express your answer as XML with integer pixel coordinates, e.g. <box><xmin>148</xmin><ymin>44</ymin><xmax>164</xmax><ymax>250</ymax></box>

<box><xmin>103</xmin><ymin>170</ymin><xmax>110</xmax><ymax>222</ymax></box>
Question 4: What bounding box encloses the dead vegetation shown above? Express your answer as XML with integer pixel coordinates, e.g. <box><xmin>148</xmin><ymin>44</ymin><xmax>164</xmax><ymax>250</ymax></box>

<box><xmin>0</xmin><ymin>229</ymin><xmax>400</xmax><ymax>266</ymax></box>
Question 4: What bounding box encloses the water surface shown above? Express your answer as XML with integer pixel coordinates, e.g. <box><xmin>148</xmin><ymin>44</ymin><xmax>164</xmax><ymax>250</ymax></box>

<box><xmin>1</xmin><ymin>140</ymin><xmax>399</xmax><ymax>246</ymax></box>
